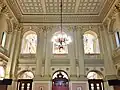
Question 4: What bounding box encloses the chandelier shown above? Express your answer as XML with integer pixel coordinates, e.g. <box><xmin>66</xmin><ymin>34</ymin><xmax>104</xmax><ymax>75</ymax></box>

<box><xmin>51</xmin><ymin>0</ymin><xmax>72</xmax><ymax>52</ymax></box>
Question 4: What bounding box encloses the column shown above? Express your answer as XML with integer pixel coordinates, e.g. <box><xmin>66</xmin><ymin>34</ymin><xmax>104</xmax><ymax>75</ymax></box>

<box><xmin>11</xmin><ymin>28</ymin><xmax>22</xmax><ymax>78</ymax></box>
<box><xmin>100</xmin><ymin>25</ymin><xmax>116</xmax><ymax>80</ymax></box>
<box><xmin>44</xmin><ymin>29</ymin><xmax>52</xmax><ymax>78</ymax></box>
<box><xmin>69</xmin><ymin>29</ymin><xmax>77</xmax><ymax>78</ymax></box>
<box><xmin>35</xmin><ymin>29</ymin><xmax>44</xmax><ymax>78</ymax></box>
<box><xmin>6</xmin><ymin>29</ymin><xmax>17</xmax><ymax>78</ymax></box>
<box><xmin>76</xmin><ymin>27</ymin><xmax>85</xmax><ymax>79</ymax></box>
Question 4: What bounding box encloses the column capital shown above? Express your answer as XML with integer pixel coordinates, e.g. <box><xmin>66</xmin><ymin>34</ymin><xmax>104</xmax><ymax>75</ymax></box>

<box><xmin>13</xmin><ymin>23</ymin><xmax>19</xmax><ymax>30</ymax></box>
<box><xmin>18</xmin><ymin>25</ymin><xmax>23</xmax><ymax>32</ymax></box>
<box><xmin>74</xmin><ymin>25</ymin><xmax>83</xmax><ymax>31</ymax></box>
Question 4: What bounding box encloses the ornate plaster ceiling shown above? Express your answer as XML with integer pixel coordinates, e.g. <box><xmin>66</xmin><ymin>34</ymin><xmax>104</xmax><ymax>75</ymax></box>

<box><xmin>6</xmin><ymin>0</ymin><xmax>116</xmax><ymax>23</ymax></box>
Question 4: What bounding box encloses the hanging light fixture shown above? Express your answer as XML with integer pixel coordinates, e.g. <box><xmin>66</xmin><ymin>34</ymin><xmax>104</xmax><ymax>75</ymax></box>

<box><xmin>51</xmin><ymin>0</ymin><xmax>72</xmax><ymax>52</ymax></box>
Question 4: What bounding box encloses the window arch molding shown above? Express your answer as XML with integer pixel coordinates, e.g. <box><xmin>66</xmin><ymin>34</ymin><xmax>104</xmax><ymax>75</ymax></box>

<box><xmin>83</xmin><ymin>30</ymin><xmax>100</xmax><ymax>54</ymax></box>
<box><xmin>21</xmin><ymin>30</ymin><xmax>37</xmax><ymax>54</ymax></box>
<box><xmin>83</xmin><ymin>30</ymin><xmax>98</xmax><ymax>38</ymax></box>
<box><xmin>87</xmin><ymin>70</ymin><xmax>104</xmax><ymax>79</ymax></box>
<box><xmin>52</xmin><ymin>70</ymin><xmax>69</xmax><ymax>80</ymax></box>
<box><xmin>17</xmin><ymin>70</ymin><xmax>35</xmax><ymax>79</ymax></box>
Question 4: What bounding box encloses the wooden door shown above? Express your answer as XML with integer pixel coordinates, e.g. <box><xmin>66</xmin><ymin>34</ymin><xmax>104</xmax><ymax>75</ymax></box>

<box><xmin>88</xmin><ymin>79</ymin><xmax>104</xmax><ymax>90</ymax></box>
<box><xmin>17</xmin><ymin>79</ymin><xmax>33</xmax><ymax>90</ymax></box>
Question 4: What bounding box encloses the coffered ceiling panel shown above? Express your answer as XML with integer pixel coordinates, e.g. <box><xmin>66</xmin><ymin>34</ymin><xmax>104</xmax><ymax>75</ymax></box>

<box><xmin>77</xmin><ymin>0</ymin><xmax>104</xmax><ymax>14</ymax></box>
<box><xmin>17</xmin><ymin>0</ymin><xmax>105</xmax><ymax>14</ymax></box>
<box><xmin>6</xmin><ymin>0</ymin><xmax>116</xmax><ymax>23</ymax></box>
<box><xmin>45</xmin><ymin>0</ymin><xmax>76</xmax><ymax>13</ymax></box>
<box><xmin>17</xmin><ymin>0</ymin><xmax>43</xmax><ymax>14</ymax></box>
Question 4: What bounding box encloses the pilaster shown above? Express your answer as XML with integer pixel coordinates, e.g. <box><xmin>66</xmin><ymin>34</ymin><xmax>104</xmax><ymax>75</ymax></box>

<box><xmin>35</xmin><ymin>27</ymin><xmax>44</xmax><ymax>79</ymax></box>
<box><xmin>99</xmin><ymin>25</ymin><xmax>116</xmax><ymax>80</ymax></box>
<box><xmin>76</xmin><ymin>26</ymin><xmax>85</xmax><ymax>79</ymax></box>
<box><xmin>6</xmin><ymin>24</ymin><xmax>18</xmax><ymax>78</ymax></box>
<box><xmin>44</xmin><ymin>26</ymin><xmax>52</xmax><ymax>80</ymax></box>
<box><xmin>68</xmin><ymin>27</ymin><xmax>77</xmax><ymax>79</ymax></box>
<box><xmin>11</xmin><ymin>25</ymin><xmax>23</xmax><ymax>78</ymax></box>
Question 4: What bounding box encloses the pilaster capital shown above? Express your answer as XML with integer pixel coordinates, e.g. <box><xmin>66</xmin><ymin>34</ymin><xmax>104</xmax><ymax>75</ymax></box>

<box><xmin>6</xmin><ymin>30</ymin><xmax>12</xmax><ymax>34</ymax></box>
<box><xmin>103</xmin><ymin>19</ymin><xmax>109</xmax><ymax>29</ymax></box>
<box><xmin>98</xmin><ymin>25</ymin><xmax>104</xmax><ymax>31</ymax></box>
<box><xmin>74</xmin><ymin>25</ymin><xmax>83</xmax><ymax>31</ymax></box>
<box><xmin>13</xmin><ymin>23</ymin><xmax>23</xmax><ymax>32</ymax></box>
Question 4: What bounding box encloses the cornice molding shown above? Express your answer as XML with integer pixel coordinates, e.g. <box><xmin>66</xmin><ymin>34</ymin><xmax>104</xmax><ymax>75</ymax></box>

<box><xmin>5</xmin><ymin>0</ymin><xmax>116</xmax><ymax>23</ymax></box>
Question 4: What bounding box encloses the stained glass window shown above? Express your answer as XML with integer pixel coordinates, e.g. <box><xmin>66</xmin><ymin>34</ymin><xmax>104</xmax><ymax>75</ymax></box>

<box><xmin>83</xmin><ymin>31</ymin><xmax>100</xmax><ymax>54</ymax></box>
<box><xmin>21</xmin><ymin>31</ymin><xmax>37</xmax><ymax>54</ymax></box>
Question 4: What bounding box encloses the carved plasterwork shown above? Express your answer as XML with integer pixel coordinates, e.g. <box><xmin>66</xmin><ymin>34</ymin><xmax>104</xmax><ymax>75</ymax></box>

<box><xmin>6</xmin><ymin>0</ymin><xmax>116</xmax><ymax>23</ymax></box>
<box><xmin>107</xmin><ymin>0</ymin><xmax>120</xmax><ymax>20</ymax></box>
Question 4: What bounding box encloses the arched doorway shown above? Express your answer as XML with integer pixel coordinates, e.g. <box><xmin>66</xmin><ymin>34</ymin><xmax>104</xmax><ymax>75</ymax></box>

<box><xmin>52</xmin><ymin>70</ymin><xmax>69</xmax><ymax>90</ymax></box>
<box><xmin>87</xmin><ymin>70</ymin><xmax>104</xmax><ymax>90</ymax></box>
<box><xmin>17</xmin><ymin>71</ymin><xmax>34</xmax><ymax>90</ymax></box>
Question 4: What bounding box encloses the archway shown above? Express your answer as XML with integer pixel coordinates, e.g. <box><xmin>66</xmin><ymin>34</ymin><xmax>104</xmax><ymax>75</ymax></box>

<box><xmin>52</xmin><ymin>70</ymin><xmax>69</xmax><ymax>90</ymax></box>
<box><xmin>87</xmin><ymin>70</ymin><xmax>104</xmax><ymax>90</ymax></box>
<box><xmin>17</xmin><ymin>70</ymin><xmax>34</xmax><ymax>90</ymax></box>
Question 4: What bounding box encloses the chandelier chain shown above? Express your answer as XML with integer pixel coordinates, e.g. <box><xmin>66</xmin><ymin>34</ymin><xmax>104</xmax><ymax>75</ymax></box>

<box><xmin>60</xmin><ymin>0</ymin><xmax>62</xmax><ymax>33</ymax></box>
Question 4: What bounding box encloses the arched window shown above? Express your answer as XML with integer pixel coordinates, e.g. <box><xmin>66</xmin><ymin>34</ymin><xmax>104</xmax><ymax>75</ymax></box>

<box><xmin>52</xmin><ymin>31</ymin><xmax>71</xmax><ymax>54</ymax></box>
<box><xmin>1</xmin><ymin>32</ymin><xmax>7</xmax><ymax>47</ymax></box>
<box><xmin>52</xmin><ymin>70</ymin><xmax>69</xmax><ymax>79</ymax></box>
<box><xmin>115</xmin><ymin>30</ymin><xmax>120</xmax><ymax>47</ymax></box>
<box><xmin>0</xmin><ymin>66</ymin><xmax>5</xmax><ymax>80</ymax></box>
<box><xmin>21</xmin><ymin>31</ymin><xmax>37</xmax><ymax>54</ymax></box>
<box><xmin>83</xmin><ymin>31</ymin><xmax>100</xmax><ymax>54</ymax></box>
<box><xmin>18</xmin><ymin>71</ymin><xmax>34</xmax><ymax>79</ymax></box>
<box><xmin>87</xmin><ymin>71</ymin><xmax>103</xmax><ymax>79</ymax></box>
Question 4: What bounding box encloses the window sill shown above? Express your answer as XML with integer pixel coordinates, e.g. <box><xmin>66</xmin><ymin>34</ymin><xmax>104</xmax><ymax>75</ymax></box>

<box><xmin>20</xmin><ymin>54</ymin><xmax>36</xmax><ymax>58</ymax></box>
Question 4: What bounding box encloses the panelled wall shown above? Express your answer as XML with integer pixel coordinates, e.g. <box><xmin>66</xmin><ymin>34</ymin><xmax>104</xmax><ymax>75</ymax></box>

<box><xmin>0</xmin><ymin>0</ymin><xmax>120</xmax><ymax>90</ymax></box>
<box><xmin>17</xmin><ymin>24</ymin><xmax>113</xmax><ymax>90</ymax></box>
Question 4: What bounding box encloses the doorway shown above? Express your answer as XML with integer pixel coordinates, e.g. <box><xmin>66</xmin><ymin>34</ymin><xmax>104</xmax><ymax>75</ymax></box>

<box><xmin>87</xmin><ymin>71</ymin><xmax>104</xmax><ymax>90</ymax></box>
<box><xmin>17</xmin><ymin>71</ymin><xmax>34</xmax><ymax>90</ymax></box>
<box><xmin>17</xmin><ymin>79</ymin><xmax>33</xmax><ymax>90</ymax></box>
<box><xmin>52</xmin><ymin>70</ymin><xmax>69</xmax><ymax>90</ymax></box>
